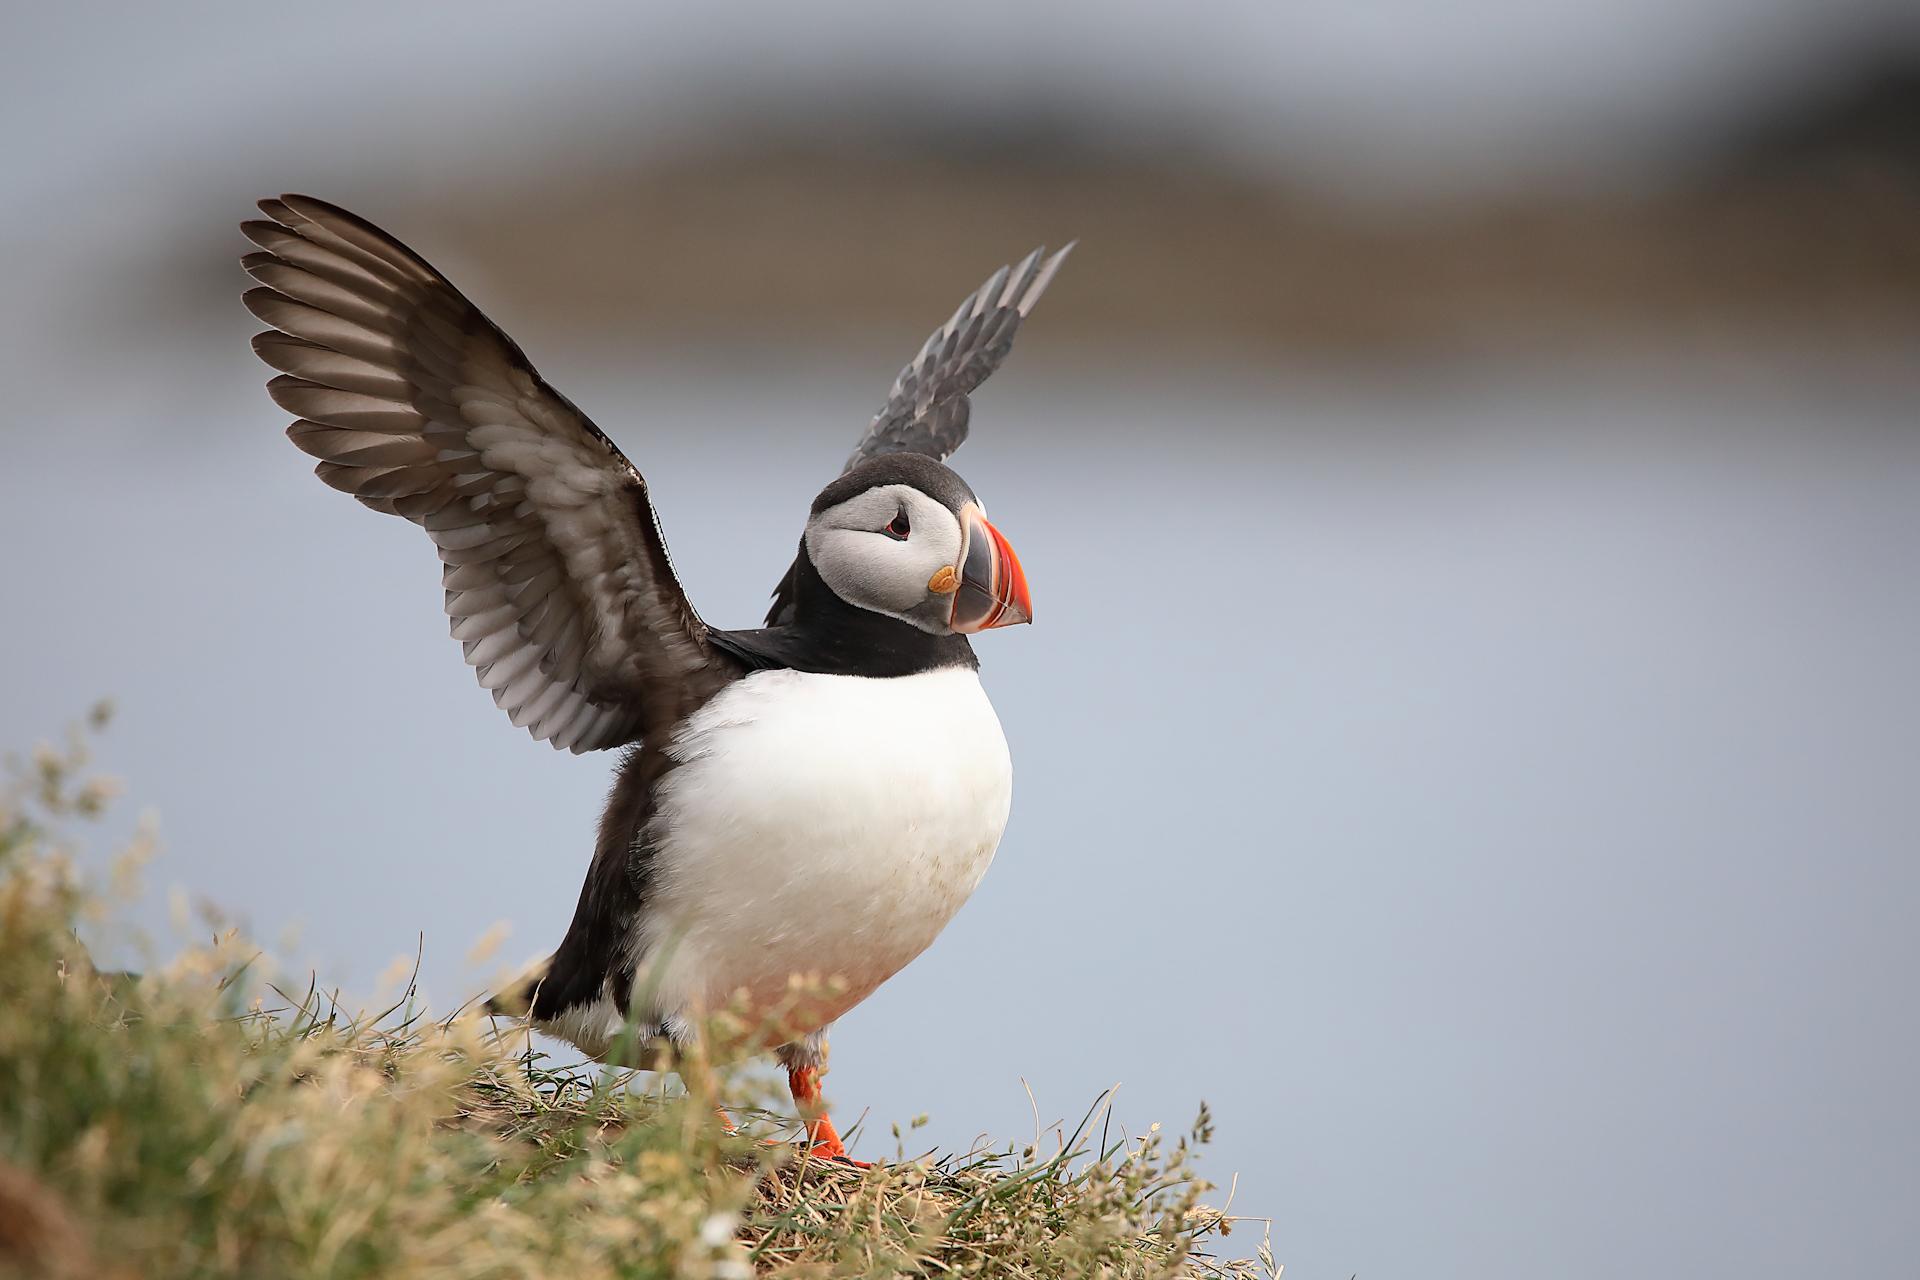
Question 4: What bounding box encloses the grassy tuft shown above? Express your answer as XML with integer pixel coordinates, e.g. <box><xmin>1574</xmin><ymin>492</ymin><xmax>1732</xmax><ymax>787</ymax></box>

<box><xmin>0</xmin><ymin>717</ymin><xmax>1271</xmax><ymax>1278</ymax></box>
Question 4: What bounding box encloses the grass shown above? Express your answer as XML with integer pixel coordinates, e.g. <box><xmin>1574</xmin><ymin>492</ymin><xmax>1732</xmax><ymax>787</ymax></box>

<box><xmin>0</xmin><ymin>715</ymin><xmax>1273</xmax><ymax>1279</ymax></box>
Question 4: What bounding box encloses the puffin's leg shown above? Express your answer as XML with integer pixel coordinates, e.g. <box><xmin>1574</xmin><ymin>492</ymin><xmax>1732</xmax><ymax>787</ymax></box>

<box><xmin>787</xmin><ymin>1063</ymin><xmax>854</xmax><ymax>1161</ymax></box>
<box><xmin>779</xmin><ymin>1036</ymin><xmax>871</xmax><ymax>1167</ymax></box>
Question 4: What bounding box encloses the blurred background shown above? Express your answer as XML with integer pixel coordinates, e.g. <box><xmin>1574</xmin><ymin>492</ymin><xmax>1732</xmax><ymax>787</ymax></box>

<box><xmin>3</xmin><ymin>3</ymin><xmax>1917</xmax><ymax>1276</ymax></box>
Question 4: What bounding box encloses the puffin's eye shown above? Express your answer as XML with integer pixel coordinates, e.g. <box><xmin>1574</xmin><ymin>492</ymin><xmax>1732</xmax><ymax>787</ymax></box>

<box><xmin>884</xmin><ymin>510</ymin><xmax>911</xmax><ymax>540</ymax></box>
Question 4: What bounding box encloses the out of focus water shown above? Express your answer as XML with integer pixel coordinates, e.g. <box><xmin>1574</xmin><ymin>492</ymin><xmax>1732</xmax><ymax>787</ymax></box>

<box><xmin>3</xmin><ymin>352</ymin><xmax>1916</xmax><ymax>1278</ymax></box>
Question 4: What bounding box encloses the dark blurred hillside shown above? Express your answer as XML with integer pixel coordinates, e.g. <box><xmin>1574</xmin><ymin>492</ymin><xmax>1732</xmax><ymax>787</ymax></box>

<box><xmin>439</xmin><ymin>145</ymin><xmax>1919</xmax><ymax>355</ymax></box>
<box><xmin>240</xmin><ymin>154</ymin><xmax>1919</xmax><ymax>363</ymax></box>
<box><xmin>108</xmin><ymin>52</ymin><xmax>1920</xmax><ymax>365</ymax></box>
<box><xmin>1717</xmin><ymin>53</ymin><xmax>1920</xmax><ymax>183</ymax></box>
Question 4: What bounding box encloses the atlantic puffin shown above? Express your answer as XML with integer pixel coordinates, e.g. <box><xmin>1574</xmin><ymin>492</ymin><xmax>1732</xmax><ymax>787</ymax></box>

<box><xmin>242</xmin><ymin>195</ymin><xmax>1067</xmax><ymax>1162</ymax></box>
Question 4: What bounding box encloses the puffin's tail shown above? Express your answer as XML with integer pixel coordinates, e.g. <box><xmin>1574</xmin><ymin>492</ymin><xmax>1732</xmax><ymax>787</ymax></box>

<box><xmin>483</xmin><ymin>959</ymin><xmax>549</xmax><ymax>1020</ymax></box>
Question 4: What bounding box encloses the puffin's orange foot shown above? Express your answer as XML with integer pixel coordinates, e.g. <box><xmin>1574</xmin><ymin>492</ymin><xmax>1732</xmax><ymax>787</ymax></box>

<box><xmin>801</xmin><ymin>1122</ymin><xmax>873</xmax><ymax>1168</ymax></box>
<box><xmin>755</xmin><ymin>1134</ymin><xmax>874</xmax><ymax>1167</ymax></box>
<box><xmin>787</xmin><ymin>1062</ymin><xmax>871</xmax><ymax>1167</ymax></box>
<box><xmin>807</xmin><ymin>1145</ymin><xmax>873</xmax><ymax>1169</ymax></box>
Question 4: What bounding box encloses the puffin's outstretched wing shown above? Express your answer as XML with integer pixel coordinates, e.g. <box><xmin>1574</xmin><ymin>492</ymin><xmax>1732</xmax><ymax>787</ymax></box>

<box><xmin>244</xmin><ymin>195</ymin><xmax>737</xmax><ymax>753</ymax></box>
<box><xmin>765</xmin><ymin>243</ymin><xmax>1072</xmax><ymax>625</ymax></box>
<box><xmin>844</xmin><ymin>243</ymin><xmax>1073</xmax><ymax>472</ymax></box>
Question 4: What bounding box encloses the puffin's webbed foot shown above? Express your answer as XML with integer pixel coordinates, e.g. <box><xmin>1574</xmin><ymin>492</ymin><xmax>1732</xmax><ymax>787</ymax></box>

<box><xmin>787</xmin><ymin>1063</ymin><xmax>873</xmax><ymax>1168</ymax></box>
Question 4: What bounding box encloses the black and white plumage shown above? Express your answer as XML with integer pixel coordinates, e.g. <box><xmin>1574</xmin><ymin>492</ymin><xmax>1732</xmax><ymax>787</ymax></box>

<box><xmin>244</xmin><ymin>196</ymin><xmax>1065</xmax><ymax>1161</ymax></box>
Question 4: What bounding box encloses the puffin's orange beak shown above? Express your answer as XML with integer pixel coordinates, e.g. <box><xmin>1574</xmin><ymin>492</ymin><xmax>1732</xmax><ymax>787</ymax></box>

<box><xmin>949</xmin><ymin>504</ymin><xmax>1032</xmax><ymax>632</ymax></box>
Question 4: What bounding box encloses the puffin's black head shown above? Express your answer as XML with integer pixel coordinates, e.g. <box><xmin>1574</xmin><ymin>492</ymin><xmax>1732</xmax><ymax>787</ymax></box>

<box><xmin>802</xmin><ymin>453</ymin><xmax>1032</xmax><ymax>636</ymax></box>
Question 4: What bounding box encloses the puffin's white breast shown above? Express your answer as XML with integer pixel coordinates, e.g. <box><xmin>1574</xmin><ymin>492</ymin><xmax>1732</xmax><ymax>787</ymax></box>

<box><xmin>635</xmin><ymin>665</ymin><xmax>1012</xmax><ymax>1035</ymax></box>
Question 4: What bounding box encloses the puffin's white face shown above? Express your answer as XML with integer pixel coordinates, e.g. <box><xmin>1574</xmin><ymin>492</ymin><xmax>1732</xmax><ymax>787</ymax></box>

<box><xmin>805</xmin><ymin>482</ymin><xmax>1032</xmax><ymax>635</ymax></box>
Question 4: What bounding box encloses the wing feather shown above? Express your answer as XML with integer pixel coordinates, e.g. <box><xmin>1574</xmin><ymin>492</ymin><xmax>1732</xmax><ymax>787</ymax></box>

<box><xmin>246</xmin><ymin>194</ymin><xmax>737</xmax><ymax>752</ymax></box>
<box><xmin>845</xmin><ymin>242</ymin><xmax>1071</xmax><ymax>471</ymax></box>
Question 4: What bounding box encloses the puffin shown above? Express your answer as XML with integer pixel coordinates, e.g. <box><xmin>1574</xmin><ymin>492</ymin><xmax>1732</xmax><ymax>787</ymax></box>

<box><xmin>241</xmin><ymin>195</ymin><xmax>1067</xmax><ymax>1162</ymax></box>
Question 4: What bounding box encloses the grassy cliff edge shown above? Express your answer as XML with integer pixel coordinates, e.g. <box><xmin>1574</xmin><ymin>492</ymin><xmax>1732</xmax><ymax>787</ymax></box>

<box><xmin>0</xmin><ymin>721</ymin><xmax>1270</xmax><ymax>1279</ymax></box>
